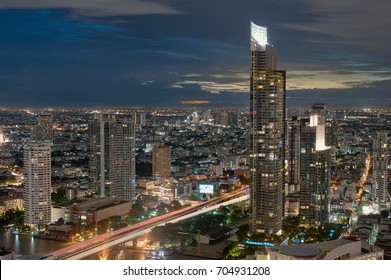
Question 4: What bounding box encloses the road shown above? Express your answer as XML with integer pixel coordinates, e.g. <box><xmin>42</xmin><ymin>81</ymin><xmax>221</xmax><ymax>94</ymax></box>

<box><xmin>351</xmin><ymin>153</ymin><xmax>371</xmax><ymax>226</ymax></box>
<box><xmin>47</xmin><ymin>190</ymin><xmax>249</xmax><ymax>260</ymax></box>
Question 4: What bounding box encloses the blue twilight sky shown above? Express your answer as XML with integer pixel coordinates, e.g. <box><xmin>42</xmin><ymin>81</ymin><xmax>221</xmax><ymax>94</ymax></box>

<box><xmin>0</xmin><ymin>0</ymin><xmax>390</xmax><ymax>108</ymax></box>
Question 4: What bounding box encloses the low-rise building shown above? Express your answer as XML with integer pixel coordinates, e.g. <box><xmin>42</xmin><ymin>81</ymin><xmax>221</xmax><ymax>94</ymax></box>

<box><xmin>257</xmin><ymin>239</ymin><xmax>383</xmax><ymax>260</ymax></box>
<box><xmin>0</xmin><ymin>189</ymin><xmax>23</xmax><ymax>215</ymax></box>
<box><xmin>65</xmin><ymin>197</ymin><xmax>132</xmax><ymax>225</ymax></box>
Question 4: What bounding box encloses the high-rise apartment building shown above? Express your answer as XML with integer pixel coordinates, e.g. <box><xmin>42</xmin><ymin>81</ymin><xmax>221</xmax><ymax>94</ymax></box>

<box><xmin>249</xmin><ymin>22</ymin><xmax>286</xmax><ymax>234</ymax></box>
<box><xmin>203</xmin><ymin>110</ymin><xmax>212</xmax><ymax>125</ymax></box>
<box><xmin>227</xmin><ymin>111</ymin><xmax>239</xmax><ymax>128</ymax></box>
<box><xmin>31</xmin><ymin>113</ymin><xmax>53</xmax><ymax>143</ymax></box>
<box><xmin>136</xmin><ymin>112</ymin><xmax>146</xmax><ymax>129</ymax></box>
<box><xmin>23</xmin><ymin>142</ymin><xmax>51</xmax><ymax>225</ymax></box>
<box><xmin>287</xmin><ymin>117</ymin><xmax>301</xmax><ymax>194</ymax></box>
<box><xmin>152</xmin><ymin>143</ymin><xmax>171</xmax><ymax>181</ymax></box>
<box><xmin>372</xmin><ymin>132</ymin><xmax>389</xmax><ymax>207</ymax></box>
<box><xmin>0</xmin><ymin>126</ymin><xmax>4</xmax><ymax>144</ymax></box>
<box><xmin>299</xmin><ymin>103</ymin><xmax>331</xmax><ymax>227</ymax></box>
<box><xmin>88</xmin><ymin>113</ymin><xmax>136</xmax><ymax>201</ymax></box>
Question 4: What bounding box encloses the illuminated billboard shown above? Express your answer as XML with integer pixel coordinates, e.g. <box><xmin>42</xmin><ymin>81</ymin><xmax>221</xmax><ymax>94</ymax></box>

<box><xmin>199</xmin><ymin>184</ymin><xmax>214</xmax><ymax>194</ymax></box>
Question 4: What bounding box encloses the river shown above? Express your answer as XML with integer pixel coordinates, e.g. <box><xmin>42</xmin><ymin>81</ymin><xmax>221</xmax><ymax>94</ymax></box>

<box><xmin>0</xmin><ymin>229</ymin><xmax>74</xmax><ymax>256</ymax></box>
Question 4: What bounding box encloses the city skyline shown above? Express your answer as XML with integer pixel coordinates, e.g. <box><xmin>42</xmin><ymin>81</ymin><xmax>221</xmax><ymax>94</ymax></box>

<box><xmin>0</xmin><ymin>1</ymin><xmax>390</xmax><ymax>263</ymax></box>
<box><xmin>1</xmin><ymin>1</ymin><xmax>391</xmax><ymax>108</ymax></box>
<box><xmin>0</xmin><ymin>103</ymin><xmax>389</xmax><ymax>260</ymax></box>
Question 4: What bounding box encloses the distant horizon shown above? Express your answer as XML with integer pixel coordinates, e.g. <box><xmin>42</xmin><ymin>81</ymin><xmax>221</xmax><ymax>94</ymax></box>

<box><xmin>0</xmin><ymin>105</ymin><xmax>390</xmax><ymax>111</ymax></box>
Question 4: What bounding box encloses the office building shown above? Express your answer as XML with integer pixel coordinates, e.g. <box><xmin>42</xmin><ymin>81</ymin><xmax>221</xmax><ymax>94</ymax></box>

<box><xmin>23</xmin><ymin>142</ymin><xmax>51</xmax><ymax>225</ymax></box>
<box><xmin>88</xmin><ymin>113</ymin><xmax>136</xmax><ymax>201</ymax></box>
<box><xmin>249</xmin><ymin>22</ymin><xmax>286</xmax><ymax>234</ymax></box>
<box><xmin>299</xmin><ymin>103</ymin><xmax>331</xmax><ymax>227</ymax></box>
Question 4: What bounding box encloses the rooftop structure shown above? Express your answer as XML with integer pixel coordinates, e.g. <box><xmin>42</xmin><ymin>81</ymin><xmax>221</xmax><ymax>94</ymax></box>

<box><xmin>260</xmin><ymin>239</ymin><xmax>383</xmax><ymax>260</ymax></box>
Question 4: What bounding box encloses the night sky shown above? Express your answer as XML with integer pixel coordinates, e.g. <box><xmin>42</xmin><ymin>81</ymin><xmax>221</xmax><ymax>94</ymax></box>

<box><xmin>1</xmin><ymin>0</ymin><xmax>390</xmax><ymax>108</ymax></box>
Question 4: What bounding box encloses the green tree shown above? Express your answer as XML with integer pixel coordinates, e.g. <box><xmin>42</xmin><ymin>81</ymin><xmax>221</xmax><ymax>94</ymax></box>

<box><xmin>216</xmin><ymin>206</ymin><xmax>230</xmax><ymax>216</ymax></box>
<box><xmin>170</xmin><ymin>200</ymin><xmax>183</xmax><ymax>211</ymax></box>
<box><xmin>219</xmin><ymin>184</ymin><xmax>230</xmax><ymax>192</ymax></box>
<box><xmin>236</xmin><ymin>224</ymin><xmax>250</xmax><ymax>242</ymax></box>
<box><xmin>237</xmin><ymin>174</ymin><xmax>250</xmax><ymax>185</ymax></box>
<box><xmin>222</xmin><ymin>241</ymin><xmax>244</xmax><ymax>259</ymax></box>
<box><xmin>189</xmin><ymin>194</ymin><xmax>198</xmax><ymax>201</ymax></box>
<box><xmin>0</xmin><ymin>209</ymin><xmax>24</xmax><ymax>229</ymax></box>
<box><xmin>156</xmin><ymin>203</ymin><xmax>170</xmax><ymax>215</ymax></box>
<box><xmin>0</xmin><ymin>175</ymin><xmax>16</xmax><ymax>184</ymax></box>
<box><xmin>150</xmin><ymin>223</ymin><xmax>179</xmax><ymax>246</ymax></box>
<box><xmin>128</xmin><ymin>202</ymin><xmax>147</xmax><ymax>221</ymax></box>
<box><xmin>51</xmin><ymin>192</ymin><xmax>68</xmax><ymax>204</ymax></box>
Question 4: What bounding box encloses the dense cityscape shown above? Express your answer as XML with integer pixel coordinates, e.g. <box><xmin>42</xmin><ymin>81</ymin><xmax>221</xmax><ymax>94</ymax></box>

<box><xmin>0</xmin><ymin>16</ymin><xmax>390</xmax><ymax>262</ymax></box>
<box><xmin>0</xmin><ymin>101</ymin><xmax>389</xmax><ymax>260</ymax></box>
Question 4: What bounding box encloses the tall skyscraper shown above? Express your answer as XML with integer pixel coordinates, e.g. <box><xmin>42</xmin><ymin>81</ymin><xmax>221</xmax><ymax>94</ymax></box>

<box><xmin>203</xmin><ymin>110</ymin><xmax>212</xmax><ymax>125</ymax></box>
<box><xmin>299</xmin><ymin>103</ymin><xmax>331</xmax><ymax>227</ymax></box>
<box><xmin>23</xmin><ymin>142</ymin><xmax>51</xmax><ymax>225</ymax></box>
<box><xmin>136</xmin><ymin>112</ymin><xmax>146</xmax><ymax>130</ymax></box>
<box><xmin>287</xmin><ymin>117</ymin><xmax>301</xmax><ymax>194</ymax></box>
<box><xmin>227</xmin><ymin>111</ymin><xmax>239</xmax><ymax>128</ymax></box>
<box><xmin>220</xmin><ymin>110</ymin><xmax>228</xmax><ymax>127</ymax></box>
<box><xmin>372</xmin><ymin>132</ymin><xmax>389</xmax><ymax>208</ymax></box>
<box><xmin>31</xmin><ymin>113</ymin><xmax>53</xmax><ymax>143</ymax></box>
<box><xmin>152</xmin><ymin>143</ymin><xmax>171</xmax><ymax>181</ymax></box>
<box><xmin>0</xmin><ymin>126</ymin><xmax>5</xmax><ymax>144</ymax></box>
<box><xmin>249</xmin><ymin>22</ymin><xmax>286</xmax><ymax>234</ymax></box>
<box><xmin>88</xmin><ymin>113</ymin><xmax>136</xmax><ymax>201</ymax></box>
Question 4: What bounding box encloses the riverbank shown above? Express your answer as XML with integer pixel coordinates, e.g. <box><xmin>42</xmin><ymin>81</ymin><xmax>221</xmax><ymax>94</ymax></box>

<box><xmin>10</xmin><ymin>229</ymin><xmax>32</xmax><ymax>237</ymax></box>
<box><xmin>34</xmin><ymin>232</ymin><xmax>71</xmax><ymax>242</ymax></box>
<box><xmin>0</xmin><ymin>229</ymin><xmax>74</xmax><ymax>256</ymax></box>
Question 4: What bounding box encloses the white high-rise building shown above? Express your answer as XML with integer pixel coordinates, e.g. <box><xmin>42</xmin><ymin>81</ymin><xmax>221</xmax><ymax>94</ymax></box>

<box><xmin>0</xmin><ymin>126</ymin><xmax>5</xmax><ymax>144</ymax></box>
<box><xmin>136</xmin><ymin>112</ymin><xmax>146</xmax><ymax>129</ymax></box>
<box><xmin>24</xmin><ymin>142</ymin><xmax>51</xmax><ymax>225</ymax></box>
<box><xmin>372</xmin><ymin>132</ymin><xmax>389</xmax><ymax>207</ymax></box>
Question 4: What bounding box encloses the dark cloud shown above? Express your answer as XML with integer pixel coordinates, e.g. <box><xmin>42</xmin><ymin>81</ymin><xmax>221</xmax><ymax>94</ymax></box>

<box><xmin>0</xmin><ymin>0</ymin><xmax>181</xmax><ymax>16</ymax></box>
<box><xmin>0</xmin><ymin>0</ymin><xmax>390</xmax><ymax>108</ymax></box>
<box><xmin>287</xmin><ymin>79</ymin><xmax>391</xmax><ymax>108</ymax></box>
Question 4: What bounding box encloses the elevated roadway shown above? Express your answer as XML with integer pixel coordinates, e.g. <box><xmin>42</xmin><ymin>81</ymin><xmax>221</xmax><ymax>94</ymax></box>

<box><xmin>47</xmin><ymin>191</ymin><xmax>249</xmax><ymax>260</ymax></box>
